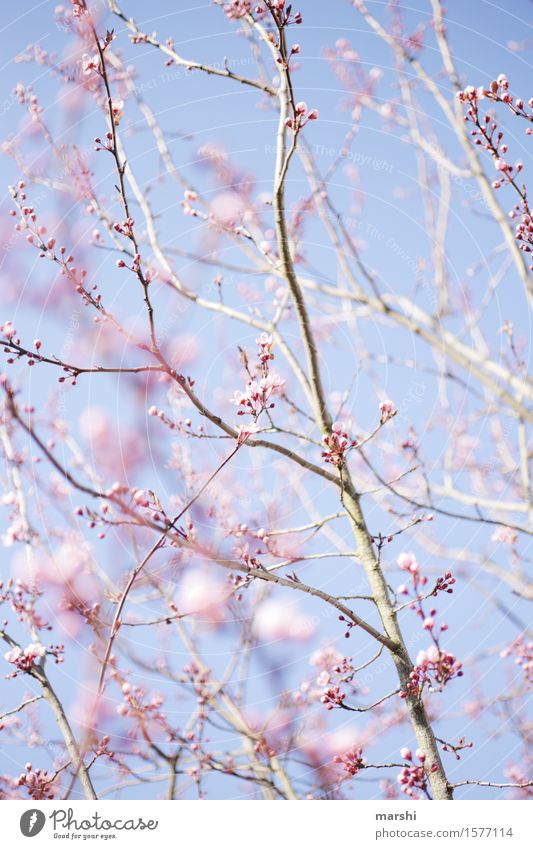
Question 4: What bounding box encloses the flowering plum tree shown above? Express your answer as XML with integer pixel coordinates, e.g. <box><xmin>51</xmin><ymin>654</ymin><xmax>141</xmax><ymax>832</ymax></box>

<box><xmin>0</xmin><ymin>0</ymin><xmax>531</xmax><ymax>801</ymax></box>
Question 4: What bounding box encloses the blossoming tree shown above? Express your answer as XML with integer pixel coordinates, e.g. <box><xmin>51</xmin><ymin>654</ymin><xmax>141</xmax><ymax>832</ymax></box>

<box><xmin>0</xmin><ymin>0</ymin><xmax>531</xmax><ymax>801</ymax></box>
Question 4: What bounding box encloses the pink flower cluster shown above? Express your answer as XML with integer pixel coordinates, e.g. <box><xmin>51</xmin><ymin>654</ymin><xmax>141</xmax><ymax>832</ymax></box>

<box><xmin>285</xmin><ymin>101</ymin><xmax>319</xmax><ymax>131</ymax></box>
<box><xmin>292</xmin><ymin>647</ymin><xmax>356</xmax><ymax>709</ymax></box>
<box><xmin>323</xmin><ymin>39</ymin><xmax>384</xmax><ymax>113</ymax></box>
<box><xmin>231</xmin><ymin>334</ymin><xmax>285</xmax><ymax>434</ymax></box>
<box><xmin>512</xmin><ymin>211</ymin><xmax>533</xmax><ymax>257</ymax></box>
<box><xmin>9</xmin><ymin>184</ymin><xmax>99</xmax><ymax>315</ymax></box>
<box><xmin>1</xmin><ymin>322</ymin><xmax>44</xmax><ymax>370</ymax></box>
<box><xmin>458</xmin><ymin>74</ymin><xmax>516</xmax><ymax>107</ymax></box>
<box><xmin>113</xmin><ymin>217</ymin><xmax>135</xmax><ymax>238</ymax></box>
<box><xmin>320</xmin><ymin>684</ymin><xmax>346</xmax><ymax>710</ymax></box>
<box><xmin>116</xmin><ymin>252</ymin><xmax>144</xmax><ymax>275</ymax></box>
<box><xmin>397</xmin><ymin>552</ymin><xmax>455</xmax><ymax>596</ymax></box>
<box><xmin>457</xmin><ymin>84</ymin><xmax>486</xmax><ymax>104</ymax></box>
<box><xmin>379</xmin><ymin>399</ymin><xmax>397</xmax><ymax>422</ymax></box>
<box><xmin>267</xmin><ymin>0</ymin><xmax>302</xmax><ymax>27</ymax></box>
<box><xmin>17</xmin><ymin>763</ymin><xmax>56</xmax><ymax>800</ymax></box>
<box><xmin>316</xmin><ymin>653</ymin><xmax>356</xmax><ymax>709</ymax></box>
<box><xmin>257</xmin><ymin>332</ymin><xmax>274</xmax><ymax>364</ymax></box>
<box><xmin>1</xmin><ymin>321</ymin><xmax>17</xmax><ymax>341</ymax></box>
<box><xmin>4</xmin><ymin>642</ymin><xmax>46</xmax><ymax>673</ymax></box>
<box><xmin>504</xmin><ymin>762</ymin><xmax>533</xmax><ymax>799</ymax></box>
<box><xmin>116</xmin><ymin>682</ymin><xmax>167</xmax><ymax>720</ymax></box>
<box><xmin>231</xmin><ymin>373</ymin><xmax>285</xmax><ymax>417</ymax></box>
<box><xmin>397</xmin><ymin>748</ymin><xmax>435</xmax><ymax>799</ymax></box>
<box><xmin>71</xmin><ymin>1</ymin><xmax>88</xmax><ymax>18</ymax></box>
<box><xmin>402</xmin><ymin>645</ymin><xmax>463</xmax><ymax>698</ymax></box>
<box><xmin>500</xmin><ymin>634</ymin><xmax>533</xmax><ymax>686</ymax></box>
<box><xmin>219</xmin><ymin>0</ymin><xmax>252</xmax><ymax>19</ymax></box>
<box><xmin>396</xmin><ymin>553</ymin><xmax>461</xmax><ymax>696</ymax></box>
<box><xmin>310</xmin><ymin>645</ymin><xmax>345</xmax><ymax>670</ymax></box>
<box><xmin>459</xmin><ymin>75</ymin><xmax>533</xmax><ymax>265</ymax></box>
<box><xmin>458</xmin><ymin>74</ymin><xmax>533</xmax><ymax>118</ymax></box>
<box><xmin>148</xmin><ymin>405</ymin><xmax>181</xmax><ymax>431</ymax></box>
<box><xmin>94</xmin><ymin>132</ymin><xmax>114</xmax><ymax>152</ymax></box>
<box><xmin>235</xmin><ymin>421</ymin><xmax>260</xmax><ymax>445</ymax></box>
<box><xmin>322</xmin><ymin>422</ymin><xmax>355</xmax><ymax>467</ymax></box>
<box><xmin>333</xmin><ymin>747</ymin><xmax>366</xmax><ymax>778</ymax></box>
<box><xmin>180</xmin><ymin>190</ymin><xmax>202</xmax><ymax>219</ymax></box>
<box><xmin>0</xmin><ymin>578</ymin><xmax>50</xmax><ymax>633</ymax></box>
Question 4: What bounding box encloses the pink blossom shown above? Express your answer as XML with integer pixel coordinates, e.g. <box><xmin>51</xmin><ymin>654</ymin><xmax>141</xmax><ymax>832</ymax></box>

<box><xmin>379</xmin><ymin>399</ymin><xmax>397</xmax><ymax>421</ymax></box>
<box><xmin>81</xmin><ymin>53</ymin><xmax>99</xmax><ymax>75</ymax></box>
<box><xmin>333</xmin><ymin>747</ymin><xmax>366</xmax><ymax>777</ymax></box>
<box><xmin>402</xmin><ymin>647</ymin><xmax>462</xmax><ymax>697</ymax></box>
<box><xmin>25</xmin><ymin>643</ymin><xmax>46</xmax><ymax>660</ymax></box>
<box><xmin>397</xmin><ymin>552</ymin><xmax>418</xmax><ymax>572</ymax></box>
<box><xmin>1</xmin><ymin>321</ymin><xmax>16</xmax><ymax>340</ymax></box>
<box><xmin>322</xmin><ymin>421</ymin><xmax>354</xmax><ymax>467</ymax></box>
<box><xmin>79</xmin><ymin>406</ymin><xmax>109</xmax><ymax>443</ymax></box>
<box><xmin>491</xmin><ymin>526</ymin><xmax>518</xmax><ymax>546</ymax></box>
<box><xmin>210</xmin><ymin>190</ymin><xmax>246</xmax><ymax>224</ymax></box>
<box><xmin>500</xmin><ymin>635</ymin><xmax>533</xmax><ymax>685</ymax></box>
<box><xmin>256</xmin><ymin>332</ymin><xmax>274</xmax><ymax>363</ymax></box>
<box><xmin>320</xmin><ymin>684</ymin><xmax>346</xmax><ymax>710</ymax></box>
<box><xmin>221</xmin><ymin>0</ymin><xmax>251</xmax><ymax>19</ymax></box>
<box><xmin>316</xmin><ymin>669</ymin><xmax>330</xmax><ymax>687</ymax></box>
<box><xmin>253</xmin><ymin>599</ymin><xmax>315</xmax><ymax>643</ymax></box>
<box><xmin>457</xmin><ymin>85</ymin><xmax>476</xmax><ymax>102</ymax></box>
<box><xmin>231</xmin><ymin>374</ymin><xmax>285</xmax><ymax>418</ymax></box>
<box><xmin>177</xmin><ymin>570</ymin><xmax>228</xmax><ymax>626</ymax></box>
<box><xmin>310</xmin><ymin>645</ymin><xmax>344</xmax><ymax>669</ymax></box>
<box><xmin>5</xmin><ymin>642</ymin><xmax>46</xmax><ymax>673</ymax></box>
<box><xmin>111</xmin><ymin>99</ymin><xmax>124</xmax><ymax>124</ymax></box>
<box><xmin>4</xmin><ymin>646</ymin><xmax>22</xmax><ymax>664</ymax></box>
<box><xmin>417</xmin><ymin>645</ymin><xmax>440</xmax><ymax>665</ymax></box>
<box><xmin>235</xmin><ymin>421</ymin><xmax>259</xmax><ymax>444</ymax></box>
<box><xmin>132</xmin><ymin>488</ymin><xmax>150</xmax><ymax>508</ymax></box>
